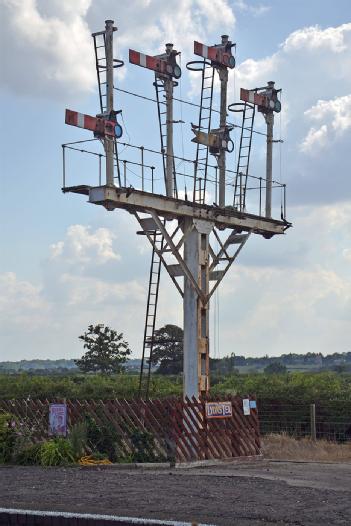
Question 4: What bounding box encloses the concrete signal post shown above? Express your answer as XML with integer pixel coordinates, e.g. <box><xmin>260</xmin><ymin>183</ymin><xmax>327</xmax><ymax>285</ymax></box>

<box><xmin>63</xmin><ymin>21</ymin><xmax>290</xmax><ymax>401</ymax></box>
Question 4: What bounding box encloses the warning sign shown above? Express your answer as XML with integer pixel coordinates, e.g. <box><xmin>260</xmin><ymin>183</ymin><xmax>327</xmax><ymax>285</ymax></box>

<box><xmin>205</xmin><ymin>401</ymin><xmax>232</xmax><ymax>419</ymax></box>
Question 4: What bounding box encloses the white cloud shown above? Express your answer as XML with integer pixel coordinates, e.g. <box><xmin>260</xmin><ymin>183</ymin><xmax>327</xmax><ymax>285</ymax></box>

<box><xmin>195</xmin><ymin>0</ymin><xmax>235</xmax><ymax>31</ymax></box>
<box><xmin>282</xmin><ymin>23</ymin><xmax>351</xmax><ymax>53</ymax></box>
<box><xmin>60</xmin><ymin>273</ymin><xmax>145</xmax><ymax>306</ymax></box>
<box><xmin>0</xmin><ymin>0</ymin><xmax>236</xmax><ymax>99</ymax></box>
<box><xmin>234</xmin><ymin>0</ymin><xmax>270</xmax><ymax>17</ymax></box>
<box><xmin>50</xmin><ymin>224</ymin><xmax>120</xmax><ymax>265</ymax></box>
<box><xmin>305</xmin><ymin>94</ymin><xmax>351</xmax><ymax>132</ymax></box>
<box><xmin>0</xmin><ymin>272</ymin><xmax>50</xmax><ymax>330</ymax></box>
<box><xmin>218</xmin><ymin>263</ymin><xmax>351</xmax><ymax>356</ymax></box>
<box><xmin>1</xmin><ymin>199</ymin><xmax>351</xmax><ymax>361</ymax></box>
<box><xmin>231</xmin><ymin>22</ymin><xmax>351</xmax><ymax>205</ymax></box>
<box><xmin>0</xmin><ymin>223</ymin><xmax>148</xmax><ymax>359</ymax></box>
<box><xmin>299</xmin><ymin>124</ymin><xmax>328</xmax><ymax>153</ymax></box>
<box><xmin>0</xmin><ymin>0</ymin><xmax>95</xmax><ymax>99</ymax></box>
<box><xmin>236</xmin><ymin>23</ymin><xmax>351</xmax><ymax>93</ymax></box>
<box><xmin>300</xmin><ymin>95</ymin><xmax>351</xmax><ymax>153</ymax></box>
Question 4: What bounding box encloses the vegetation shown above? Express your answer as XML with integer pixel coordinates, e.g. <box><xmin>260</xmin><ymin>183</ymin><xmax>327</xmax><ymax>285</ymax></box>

<box><xmin>263</xmin><ymin>434</ymin><xmax>351</xmax><ymax>462</ymax></box>
<box><xmin>264</xmin><ymin>362</ymin><xmax>287</xmax><ymax>375</ymax></box>
<box><xmin>227</xmin><ymin>351</ymin><xmax>351</xmax><ymax>373</ymax></box>
<box><xmin>212</xmin><ymin>371</ymin><xmax>351</xmax><ymax>401</ymax></box>
<box><xmin>39</xmin><ymin>438</ymin><xmax>75</xmax><ymax>466</ymax></box>
<box><xmin>150</xmin><ymin>324</ymin><xmax>183</xmax><ymax>375</ymax></box>
<box><xmin>0</xmin><ymin>371</ymin><xmax>350</xmax><ymax>401</ymax></box>
<box><xmin>0</xmin><ymin>373</ymin><xmax>181</xmax><ymax>399</ymax></box>
<box><xmin>0</xmin><ymin>369</ymin><xmax>350</xmax><ymax>465</ymax></box>
<box><xmin>85</xmin><ymin>413</ymin><xmax>121</xmax><ymax>462</ymax></box>
<box><xmin>75</xmin><ymin>324</ymin><xmax>131</xmax><ymax>374</ymax></box>
<box><xmin>0</xmin><ymin>359</ymin><xmax>78</xmax><ymax>374</ymax></box>
<box><xmin>69</xmin><ymin>422</ymin><xmax>88</xmax><ymax>460</ymax></box>
<box><xmin>0</xmin><ymin>412</ymin><xmax>17</xmax><ymax>463</ymax></box>
<box><xmin>1</xmin><ymin>351</ymin><xmax>350</xmax><ymax>376</ymax></box>
<box><xmin>15</xmin><ymin>442</ymin><xmax>42</xmax><ymax>465</ymax></box>
<box><xmin>130</xmin><ymin>429</ymin><xmax>164</xmax><ymax>463</ymax></box>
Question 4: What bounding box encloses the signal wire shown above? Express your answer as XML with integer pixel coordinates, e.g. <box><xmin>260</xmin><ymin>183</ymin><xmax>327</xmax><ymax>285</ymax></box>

<box><xmin>115</xmin><ymin>86</ymin><xmax>269</xmax><ymax>137</ymax></box>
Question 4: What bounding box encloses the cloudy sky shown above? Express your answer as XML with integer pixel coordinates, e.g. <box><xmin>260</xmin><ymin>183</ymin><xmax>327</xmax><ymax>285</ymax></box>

<box><xmin>0</xmin><ymin>0</ymin><xmax>350</xmax><ymax>362</ymax></box>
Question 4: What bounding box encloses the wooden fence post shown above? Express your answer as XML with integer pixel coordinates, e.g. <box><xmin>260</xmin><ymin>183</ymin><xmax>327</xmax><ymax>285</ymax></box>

<box><xmin>310</xmin><ymin>403</ymin><xmax>316</xmax><ymax>441</ymax></box>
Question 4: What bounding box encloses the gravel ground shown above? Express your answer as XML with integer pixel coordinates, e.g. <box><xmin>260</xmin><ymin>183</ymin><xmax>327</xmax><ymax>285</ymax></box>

<box><xmin>0</xmin><ymin>461</ymin><xmax>350</xmax><ymax>525</ymax></box>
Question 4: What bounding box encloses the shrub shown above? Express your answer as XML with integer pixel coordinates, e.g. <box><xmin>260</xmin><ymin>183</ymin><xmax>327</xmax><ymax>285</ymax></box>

<box><xmin>85</xmin><ymin>414</ymin><xmax>120</xmax><ymax>462</ymax></box>
<box><xmin>0</xmin><ymin>412</ymin><xmax>16</xmax><ymax>463</ymax></box>
<box><xmin>39</xmin><ymin>438</ymin><xmax>75</xmax><ymax>466</ymax></box>
<box><xmin>15</xmin><ymin>442</ymin><xmax>42</xmax><ymax>465</ymax></box>
<box><xmin>130</xmin><ymin>429</ymin><xmax>164</xmax><ymax>463</ymax></box>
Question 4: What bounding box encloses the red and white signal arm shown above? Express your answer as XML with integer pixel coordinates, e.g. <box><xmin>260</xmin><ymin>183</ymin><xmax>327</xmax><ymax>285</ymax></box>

<box><xmin>65</xmin><ymin>109</ymin><xmax>116</xmax><ymax>137</ymax></box>
<box><xmin>129</xmin><ymin>50</ymin><xmax>162</xmax><ymax>72</ymax></box>
<box><xmin>129</xmin><ymin>49</ymin><xmax>181</xmax><ymax>78</ymax></box>
<box><xmin>194</xmin><ymin>41</ymin><xmax>235</xmax><ymax>69</ymax></box>
<box><xmin>240</xmin><ymin>88</ymin><xmax>268</xmax><ymax>108</ymax></box>
<box><xmin>241</xmin><ymin>88</ymin><xmax>281</xmax><ymax>113</ymax></box>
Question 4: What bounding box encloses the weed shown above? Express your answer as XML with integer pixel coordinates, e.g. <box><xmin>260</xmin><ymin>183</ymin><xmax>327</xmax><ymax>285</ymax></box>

<box><xmin>39</xmin><ymin>438</ymin><xmax>75</xmax><ymax>466</ymax></box>
<box><xmin>69</xmin><ymin>422</ymin><xmax>88</xmax><ymax>460</ymax></box>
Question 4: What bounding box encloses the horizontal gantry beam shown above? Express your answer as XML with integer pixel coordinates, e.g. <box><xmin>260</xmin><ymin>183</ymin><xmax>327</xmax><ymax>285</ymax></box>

<box><xmin>63</xmin><ymin>185</ymin><xmax>290</xmax><ymax>236</ymax></box>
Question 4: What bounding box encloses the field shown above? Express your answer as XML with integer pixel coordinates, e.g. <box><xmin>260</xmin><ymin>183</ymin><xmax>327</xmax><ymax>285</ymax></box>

<box><xmin>1</xmin><ymin>371</ymin><xmax>351</xmax><ymax>400</ymax></box>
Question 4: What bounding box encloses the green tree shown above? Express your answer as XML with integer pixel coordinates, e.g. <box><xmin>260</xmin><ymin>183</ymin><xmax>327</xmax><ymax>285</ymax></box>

<box><xmin>75</xmin><ymin>324</ymin><xmax>131</xmax><ymax>374</ymax></box>
<box><xmin>150</xmin><ymin>324</ymin><xmax>183</xmax><ymax>375</ymax></box>
<box><xmin>264</xmin><ymin>362</ymin><xmax>287</xmax><ymax>375</ymax></box>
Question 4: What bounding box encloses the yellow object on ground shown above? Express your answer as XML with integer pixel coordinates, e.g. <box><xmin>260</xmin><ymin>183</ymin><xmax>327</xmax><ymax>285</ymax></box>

<box><xmin>79</xmin><ymin>455</ymin><xmax>112</xmax><ymax>466</ymax></box>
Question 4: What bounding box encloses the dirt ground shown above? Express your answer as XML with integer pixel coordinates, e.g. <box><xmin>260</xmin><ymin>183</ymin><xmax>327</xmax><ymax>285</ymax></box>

<box><xmin>0</xmin><ymin>461</ymin><xmax>350</xmax><ymax>525</ymax></box>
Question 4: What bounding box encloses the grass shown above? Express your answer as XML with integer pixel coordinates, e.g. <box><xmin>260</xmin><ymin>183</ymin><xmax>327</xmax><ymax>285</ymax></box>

<box><xmin>262</xmin><ymin>433</ymin><xmax>351</xmax><ymax>462</ymax></box>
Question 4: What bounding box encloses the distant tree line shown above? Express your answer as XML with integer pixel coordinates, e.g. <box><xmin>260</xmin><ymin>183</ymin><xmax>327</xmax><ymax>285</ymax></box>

<box><xmin>1</xmin><ymin>322</ymin><xmax>350</xmax><ymax>376</ymax></box>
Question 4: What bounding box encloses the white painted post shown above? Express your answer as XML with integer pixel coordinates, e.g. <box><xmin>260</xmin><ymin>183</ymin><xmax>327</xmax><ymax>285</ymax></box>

<box><xmin>165</xmin><ymin>47</ymin><xmax>174</xmax><ymax>197</ymax></box>
<box><xmin>218</xmin><ymin>35</ymin><xmax>229</xmax><ymax>208</ymax></box>
<box><xmin>105</xmin><ymin>19</ymin><xmax>115</xmax><ymax>187</ymax></box>
<box><xmin>183</xmin><ymin>219</ymin><xmax>199</xmax><ymax>399</ymax></box>
<box><xmin>265</xmin><ymin>81</ymin><xmax>275</xmax><ymax>218</ymax></box>
<box><xmin>183</xmin><ymin>219</ymin><xmax>212</xmax><ymax>399</ymax></box>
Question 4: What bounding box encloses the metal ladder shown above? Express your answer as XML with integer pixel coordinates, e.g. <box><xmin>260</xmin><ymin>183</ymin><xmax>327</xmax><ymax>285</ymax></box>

<box><xmin>154</xmin><ymin>77</ymin><xmax>178</xmax><ymax>198</ymax></box>
<box><xmin>233</xmin><ymin>103</ymin><xmax>255</xmax><ymax>211</ymax></box>
<box><xmin>139</xmin><ymin>70</ymin><xmax>185</xmax><ymax>396</ymax></box>
<box><xmin>193</xmin><ymin>60</ymin><xmax>215</xmax><ymax>204</ymax></box>
<box><xmin>139</xmin><ymin>76</ymin><xmax>180</xmax><ymax>398</ymax></box>
<box><xmin>92</xmin><ymin>31</ymin><xmax>121</xmax><ymax>185</ymax></box>
<box><xmin>93</xmin><ymin>32</ymin><xmax>107</xmax><ymax>113</ymax></box>
<box><xmin>138</xmin><ymin>227</ymin><xmax>164</xmax><ymax>399</ymax></box>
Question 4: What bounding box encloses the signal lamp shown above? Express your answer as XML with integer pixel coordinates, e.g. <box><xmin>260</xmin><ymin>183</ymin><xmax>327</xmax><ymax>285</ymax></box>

<box><xmin>274</xmin><ymin>100</ymin><xmax>281</xmax><ymax>113</ymax></box>
<box><xmin>115</xmin><ymin>123</ymin><xmax>123</xmax><ymax>138</ymax></box>
<box><xmin>228</xmin><ymin>55</ymin><xmax>236</xmax><ymax>69</ymax></box>
<box><xmin>226</xmin><ymin>139</ymin><xmax>234</xmax><ymax>153</ymax></box>
<box><xmin>173</xmin><ymin>65</ymin><xmax>182</xmax><ymax>79</ymax></box>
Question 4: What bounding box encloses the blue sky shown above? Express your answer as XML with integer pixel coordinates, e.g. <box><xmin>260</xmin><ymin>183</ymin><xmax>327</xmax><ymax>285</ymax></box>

<box><xmin>0</xmin><ymin>0</ymin><xmax>350</xmax><ymax>361</ymax></box>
